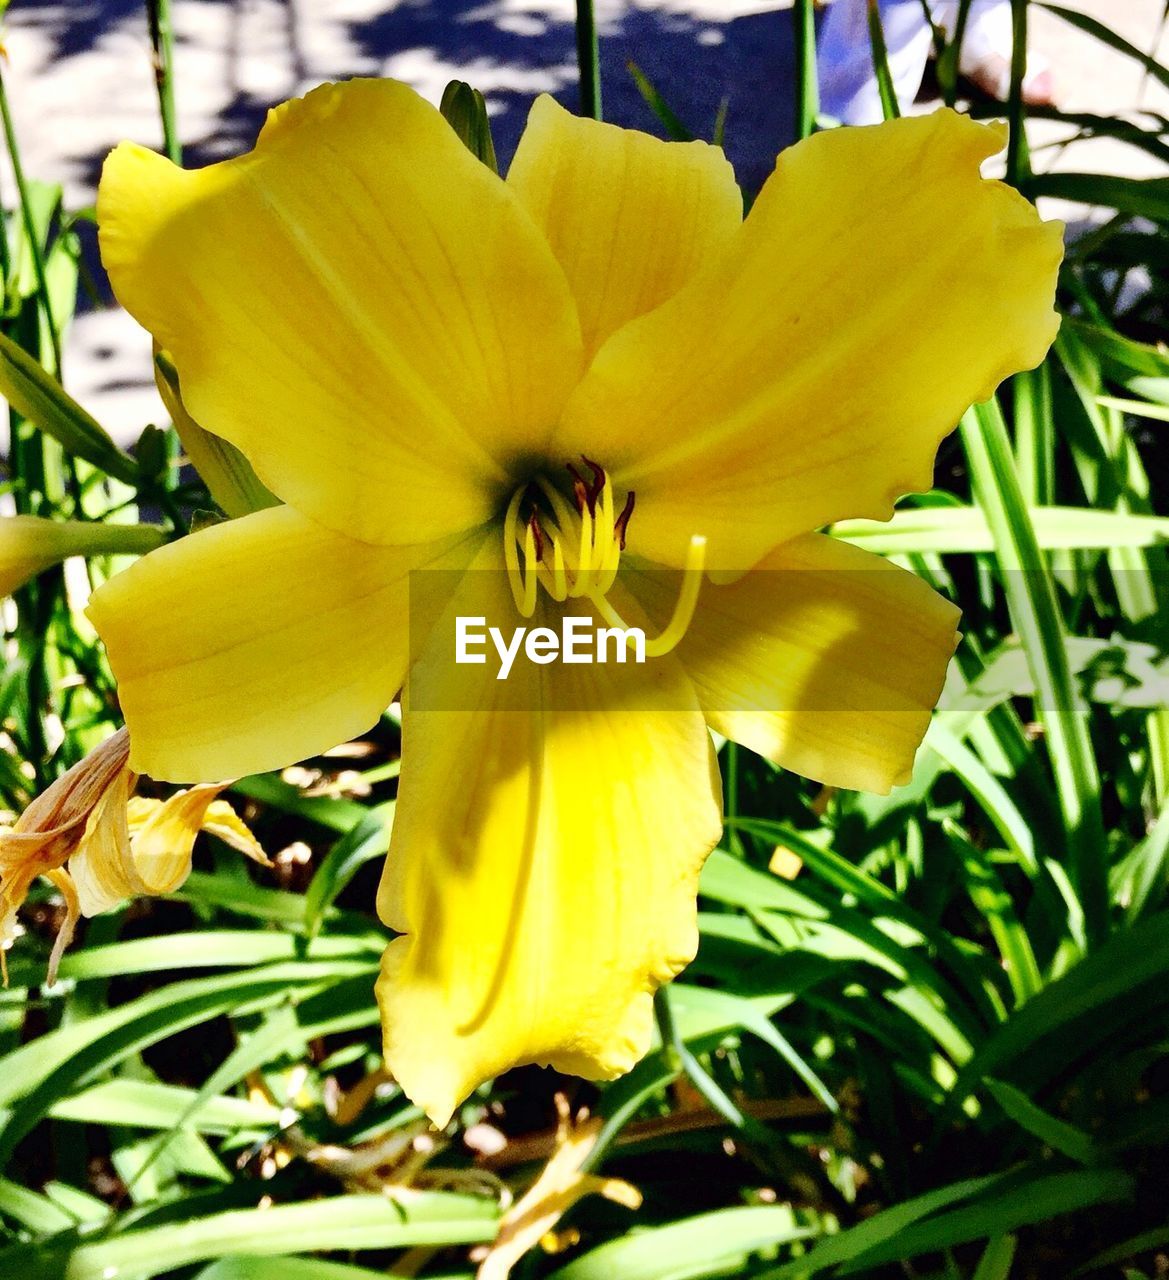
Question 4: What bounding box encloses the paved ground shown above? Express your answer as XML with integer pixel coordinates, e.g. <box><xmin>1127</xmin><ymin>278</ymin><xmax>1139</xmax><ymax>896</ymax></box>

<box><xmin>1</xmin><ymin>0</ymin><xmax>1165</xmax><ymax>446</ymax></box>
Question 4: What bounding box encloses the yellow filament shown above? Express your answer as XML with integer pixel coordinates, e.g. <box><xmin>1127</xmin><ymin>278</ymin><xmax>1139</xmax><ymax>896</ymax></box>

<box><xmin>534</xmin><ymin>476</ymin><xmax>578</xmax><ymax>541</ymax></box>
<box><xmin>549</xmin><ymin>534</ymin><xmax>568</xmax><ymax>601</ymax></box>
<box><xmin>504</xmin><ymin>486</ymin><xmax>538</xmax><ymax>617</ymax></box>
<box><xmin>521</xmin><ymin>520</ymin><xmax>538</xmax><ymax>617</ymax></box>
<box><xmin>575</xmin><ymin>504</ymin><xmax>594</xmax><ymax>589</ymax></box>
<box><xmin>503</xmin><ymin>471</ymin><xmax>706</xmax><ymax>654</ymax></box>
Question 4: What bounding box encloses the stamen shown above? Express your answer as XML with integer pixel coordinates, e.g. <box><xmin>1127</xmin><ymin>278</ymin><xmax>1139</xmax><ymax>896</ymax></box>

<box><xmin>566</xmin><ymin>463</ymin><xmax>591</xmax><ymax>515</ymax></box>
<box><xmin>613</xmin><ymin>491</ymin><xmax>635</xmax><ymax>551</ymax></box>
<box><xmin>575</xmin><ymin>503</ymin><xmax>594</xmax><ymax>588</ymax></box>
<box><xmin>549</xmin><ymin>533</ymin><xmax>568</xmax><ymax>600</ymax></box>
<box><xmin>581</xmin><ymin>455</ymin><xmax>606</xmax><ymax>508</ymax></box>
<box><xmin>520</xmin><ymin>519</ymin><xmax>539</xmax><ymax>616</ymax></box>
<box><xmin>527</xmin><ymin>512</ymin><xmax>545</xmax><ymax>564</ymax></box>
<box><xmin>502</xmin><ymin>464</ymin><xmax>705</xmax><ymax>655</ymax></box>
<box><xmin>504</xmin><ymin>486</ymin><xmax>538</xmax><ymax>617</ymax></box>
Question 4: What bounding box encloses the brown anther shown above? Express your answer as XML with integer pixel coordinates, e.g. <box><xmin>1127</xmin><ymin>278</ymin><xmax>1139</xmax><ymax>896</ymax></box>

<box><xmin>580</xmin><ymin>456</ymin><xmax>606</xmax><ymax>505</ymax></box>
<box><xmin>527</xmin><ymin>511</ymin><xmax>545</xmax><ymax>562</ymax></box>
<box><xmin>566</xmin><ymin>463</ymin><xmax>592</xmax><ymax>516</ymax></box>
<box><xmin>613</xmin><ymin>491</ymin><xmax>636</xmax><ymax>550</ymax></box>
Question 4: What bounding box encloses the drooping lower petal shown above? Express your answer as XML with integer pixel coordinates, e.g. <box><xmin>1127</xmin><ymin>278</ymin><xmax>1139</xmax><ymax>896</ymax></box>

<box><xmin>628</xmin><ymin>533</ymin><xmax>960</xmax><ymax>793</ymax></box>
<box><xmin>87</xmin><ymin>505</ymin><xmax>482</xmax><ymax>782</ymax></box>
<box><xmin>71</xmin><ymin>786</ymin><xmax>268</xmax><ymax>916</ymax></box>
<box><xmin>376</xmin><ymin>555</ymin><xmax>722</xmax><ymax>1126</ymax></box>
<box><xmin>508</xmin><ymin>95</ymin><xmax>742</xmax><ymax>363</ymax></box>
<box><xmin>98</xmin><ymin>78</ymin><xmax>584</xmax><ymax>546</ymax></box>
<box><xmin>556</xmin><ymin>110</ymin><xmax>1063</xmax><ymax>571</ymax></box>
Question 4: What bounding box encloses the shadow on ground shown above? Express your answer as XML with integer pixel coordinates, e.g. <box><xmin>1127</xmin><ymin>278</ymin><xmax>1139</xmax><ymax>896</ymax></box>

<box><xmin>36</xmin><ymin>0</ymin><xmax>797</xmax><ymax>195</ymax></box>
<box><xmin>343</xmin><ymin>0</ymin><xmax>796</xmax><ymax>190</ymax></box>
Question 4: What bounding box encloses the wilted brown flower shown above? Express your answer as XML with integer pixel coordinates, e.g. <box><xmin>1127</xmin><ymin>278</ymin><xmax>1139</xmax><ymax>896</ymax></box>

<box><xmin>0</xmin><ymin>728</ymin><xmax>266</xmax><ymax>982</ymax></box>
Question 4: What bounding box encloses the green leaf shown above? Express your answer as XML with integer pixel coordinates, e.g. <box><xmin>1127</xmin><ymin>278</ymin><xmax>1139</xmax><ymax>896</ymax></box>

<box><xmin>0</xmin><ymin>1193</ymin><xmax>498</xmax><ymax>1279</ymax></box>
<box><xmin>951</xmin><ymin>910</ymin><xmax>1169</xmax><ymax>1103</ymax></box>
<box><xmin>835</xmin><ymin>505</ymin><xmax>1169</xmax><ymax>554</ymax></box>
<box><xmin>839</xmin><ymin>1169</ymin><xmax>1133</xmax><ymax>1271</ymax></box>
<box><xmin>47</xmin><ymin>1079</ymin><xmax>281</xmax><ymax>1133</ymax></box>
<box><xmin>0</xmin><ymin>328</ymin><xmax>138</xmax><ymax>483</ymax></box>
<box><xmin>973</xmin><ymin>1235</ymin><xmax>1018</xmax><ymax>1280</ymax></box>
<box><xmin>0</xmin><ymin>963</ymin><xmax>363</xmax><ymax>1162</ymax></box>
<box><xmin>960</xmin><ymin>399</ymin><xmax>1107</xmax><ymax>945</ymax></box>
<box><xmin>304</xmin><ymin>806</ymin><xmax>392</xmax><ymax>936</ymax></box>
<box><xmin>1027</xmin><ymin>172</ymin><xmax>1169</xmax><ymax>221</ymax></box>
<box><xmin>549</xmin><ymin>1205</ymin><xmax>816</xmax><ymax>1280</ymax></box>
<box><xmin>627</xmin><ymin>61</ymin><xmax>694</xmax><ymax>140</ymax></box>
<box><xmin>983</xmin><ymin>1080</ymin><xmax>1095</xmax><ymax>1163</ymax></box>
<box><xmin>1073</xmin><ymin>1223</ymin><xmax>1169</xmax><ymax>1276</ymax></box>
<box><xmin>760</xmin><ymin>1174</ymin><xmax>1006</xmax><ymax>1278</ymax></box>
<box><xmin>0</xmin><ymin>1178</ymin><xmax>95</xmax><ymax>1235</ymax></box>
<box><xmin>196</xmin><ymin>1260</ymin><xmax>396</xmax><ymax>1280</ymax></box>
<box><xmin>155</xmin><ymin>349</ymin><xmax>277</xmax><ymax>517</ymax></box>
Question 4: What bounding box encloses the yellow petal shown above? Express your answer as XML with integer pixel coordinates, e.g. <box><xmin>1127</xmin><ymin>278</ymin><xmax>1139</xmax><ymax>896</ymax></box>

<box><xmin>376</xmin><ymin>555</ymin><xmax>722</xmax><ymax>1126</ymax></box>
<box><xmin>98</xmin><ymin>78</ymin><xmax>584</xmax><ymax>546</ymax></box>
<box><xmin>72</xmin><ymin>785</ymin><xmax>266</xmax><ymax>915</ymax></box>
<box><xmin>199</xmin><ymin>799</ymin><xmax>269</xmax><ymax>866</ymax></box>
<box><xmin>125</xmin><ymin>787</ymin><xmax>226</xmax><ymax>894</ymax></box>
<box><xmin>508</xmin><ymin>95</ymin><xmax>741</xmax><ymax>363</ymax></box>
<box><xmin>557</xmin><ymin>110</ymin><xmax>1063</xmax><ymax>570</ymax></box>
<box><xmin>629</xmin><ymin>533</ymin><xmax>960</xmax><ymax>793</ymax></box>
<box><xmin>87</xmin><ymin>505</ymin><xmax>480</xmax><ymax>783</ymax></box>
<box><xmin>69</xmin><ymin>769</ymin><xmax>137</xmax><ymax>916</ymax></box>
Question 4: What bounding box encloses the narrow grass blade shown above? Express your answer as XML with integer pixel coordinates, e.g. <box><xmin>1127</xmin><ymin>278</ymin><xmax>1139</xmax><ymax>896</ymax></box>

<box><xmin>960</xmin><ymin>399</ymin><xmax>1107</xmax><ymax>946</ymax></box>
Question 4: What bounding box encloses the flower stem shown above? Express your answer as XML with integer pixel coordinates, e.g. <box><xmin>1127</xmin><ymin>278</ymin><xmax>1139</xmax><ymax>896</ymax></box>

<box><xmin>1006</xmin><ymin>0</ymin><xmax>1030</xmax><ymax>188</ymax></box>
<box><xmin>575</xmin><ymin>0</ymin><xmax>602</xmax><ymax>121</ymax></box>
<box><xmin>0</xmin><ymin>66</ymin><xmax>62</xmax><ymax>377</ymax></box>
<box><xmin>146</xmin><ymin>0</ymin><xmax>183</xmax><ymax>165</ymax></box>
<box><xmin>793</xmin><ymin>0</ymin><xmax>818</xmax><ymax>140</ymax></box>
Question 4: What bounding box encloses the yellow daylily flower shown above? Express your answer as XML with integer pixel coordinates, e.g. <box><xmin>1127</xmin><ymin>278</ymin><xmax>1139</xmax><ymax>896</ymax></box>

<box><xmin>0</xmin><ymin>728</ymin><xmax>267</xmax><ymax>981</ymax></box>
<box><xmin>87</xmin><ymin>79</ymin><xmax>1062</xmax><ymax>1125</ymax></box>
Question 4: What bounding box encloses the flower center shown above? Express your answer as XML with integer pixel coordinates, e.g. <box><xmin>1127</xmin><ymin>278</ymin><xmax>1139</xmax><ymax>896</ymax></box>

<box><xmin>502</xmin><ymin>458</ymin><xmax>706</xmax><ymax>657</ymax></box>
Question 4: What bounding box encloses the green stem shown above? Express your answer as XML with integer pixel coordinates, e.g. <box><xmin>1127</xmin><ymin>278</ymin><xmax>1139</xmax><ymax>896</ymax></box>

<box><xmin>574</xmin><ymin>0</ymin><xmax>602</xmax><ymax>121</ymax></box>
<box><xmin>154</xmin><ymin>484</ymin><xmax>189</xmax><ymax>536</ymax></box>
<box><xmin>937</xmin><ymin>0</ymin><xmax>974</xmax><ymax>106</ymax></box>
<box><xmin>0</xmin><ymin>66</ymin><xmax>62</xmax><ymax>377</ymax></box>
<box><xmin>866</xmin><ymin>0</ymin><xmax>901</xmax><ymax>120</ymax></box>
<box><xmin>793</xmin><ymin>0</ymin><xmax>819</xmax><ymax>139</ymax></box>
<box><xmin>0</xmin><ymin>162</ymin><xmax>12</xmax><ymax>294</ymax></box>
<box><xmin>1006</xmin><ymin>0</ymin><xmax>1030</xmax><ymax>188</ymax></box>
<box><xmin>147</xmin><ymin>0</ymin><xmax>183</xmax><ymax>164</ymax></box>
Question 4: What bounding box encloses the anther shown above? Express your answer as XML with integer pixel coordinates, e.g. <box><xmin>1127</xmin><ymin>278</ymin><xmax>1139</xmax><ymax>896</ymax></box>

<box><xmin>527</xmin><ymin>512</ymin><xmax>545</xmax><ymax>563</ymax></box>
<box><xmin>566</xmin><ymin>464</ymin><xmax>591</xmax><ymax>515</ymax></box>
<box><xmin>503</xmin><ymin>463</ymin><xmax>702</xmax><ymax>658</ymax></box>
<box><xmin>613</xmin><ymin>491</ymin><xmax>636</xmax><ymax>550</ymax></box>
